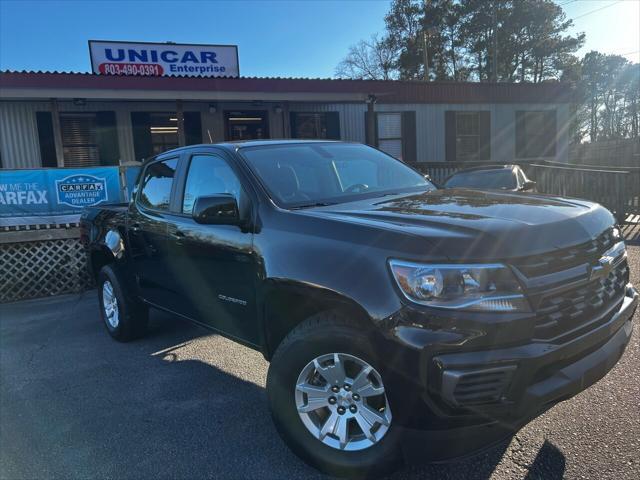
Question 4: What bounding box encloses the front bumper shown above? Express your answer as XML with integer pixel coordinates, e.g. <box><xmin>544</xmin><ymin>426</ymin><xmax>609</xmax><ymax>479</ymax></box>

<box><xmin>387</xmin><ymin>284</ymin><xmax>637</xmax><ymax>462</ymax></box>
<box><xmin>430</xmin><ymin>285</ymin><xmax>636</xmax><ymax>423</ymax></box>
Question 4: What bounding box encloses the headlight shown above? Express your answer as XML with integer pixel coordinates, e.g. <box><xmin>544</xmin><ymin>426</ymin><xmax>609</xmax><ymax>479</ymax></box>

<box><xmin>389</xmin><ymin>260</ymin><xmax>530</xmax><ymax>312</ymax></box>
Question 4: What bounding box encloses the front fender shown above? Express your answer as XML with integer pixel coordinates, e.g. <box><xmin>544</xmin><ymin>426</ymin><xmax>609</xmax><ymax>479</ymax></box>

<box><xmin>259</xmin><ymin>278</ymin><xmax>376</xmax><ymax>358</ymax></box>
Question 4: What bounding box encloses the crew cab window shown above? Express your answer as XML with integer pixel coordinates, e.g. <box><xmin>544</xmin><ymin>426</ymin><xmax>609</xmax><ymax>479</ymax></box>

<box><xmin>182</xmin><ymin>154</ymin><xmax>241</xmax><ymax>215</ymax></box>
<box><xmin>138</xmin><ymin>158</ymin><xmax>178</xmax><ymax>210</ymax></box>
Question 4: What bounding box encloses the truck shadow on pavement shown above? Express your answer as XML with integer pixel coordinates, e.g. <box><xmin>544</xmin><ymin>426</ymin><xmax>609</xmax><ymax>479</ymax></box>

<box><xmin>0</xmin><ymin>292</ymin><xmax>566</xmax><ymax>480</ymax></box>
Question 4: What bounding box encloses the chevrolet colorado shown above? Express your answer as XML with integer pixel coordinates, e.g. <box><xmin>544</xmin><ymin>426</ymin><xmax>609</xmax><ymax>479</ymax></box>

<box><xmin>81</xmin><ymin>140</ymin><xmax>637</xmax><ymax>478</ymax></box>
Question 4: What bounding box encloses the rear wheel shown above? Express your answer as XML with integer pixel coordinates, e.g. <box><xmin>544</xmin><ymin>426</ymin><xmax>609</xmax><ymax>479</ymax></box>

<box><xmin>97</xmin><ymin>264</ymin><xmax>148</xmax><ymax>341</ymax></box>
<box><xmin>267</xmin><ymin>312</ymin><xmax>402</xmax><ymax>478</ymax></box>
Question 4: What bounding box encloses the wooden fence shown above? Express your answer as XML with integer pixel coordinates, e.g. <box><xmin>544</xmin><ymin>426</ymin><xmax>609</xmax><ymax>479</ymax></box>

<box><xmin>569</xmin><ymin>138</ymin><xmax>640</xmax><ymax>167</ymax></box>
<box><xmin>413</xmin><ymin>160</ymin><xmax>640</xmax><ymax>222</ymax></box>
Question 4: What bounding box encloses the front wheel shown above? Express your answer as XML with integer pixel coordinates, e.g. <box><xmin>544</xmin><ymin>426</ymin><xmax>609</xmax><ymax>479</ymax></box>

<box><xmin>266</xmin><ymin>312</ymin><xmax>402</xmax><ymax>478</ymax></box>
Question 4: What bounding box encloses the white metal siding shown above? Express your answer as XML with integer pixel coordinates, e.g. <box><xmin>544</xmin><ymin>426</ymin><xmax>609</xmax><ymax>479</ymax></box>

<box><xmin>375</xmin><ymin>103</ymin><xmax>570</xmax><ymax>163</ymax></box>
<box><xmin>0</xmin><ymin>100</ymin><xmax>570</xmax><ymax>168</ymax></box>
<box><xmin>0</xmin><ymin>102</ymin><xmax>46</xmax><ymax>168</ymax></box>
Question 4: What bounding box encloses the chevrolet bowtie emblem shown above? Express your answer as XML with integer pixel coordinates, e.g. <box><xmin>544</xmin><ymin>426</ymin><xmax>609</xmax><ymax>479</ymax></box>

<box><xmin>589</xmin><ymin>256</ymin><xmax>614</xmax><ymax>281</ymax></box>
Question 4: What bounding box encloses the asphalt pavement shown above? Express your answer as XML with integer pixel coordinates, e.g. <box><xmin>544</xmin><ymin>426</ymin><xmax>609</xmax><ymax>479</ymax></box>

<box><xmin>1</xmin><ymin>248</ymin><xmax>639</xmax><ymax>480</ymax></box>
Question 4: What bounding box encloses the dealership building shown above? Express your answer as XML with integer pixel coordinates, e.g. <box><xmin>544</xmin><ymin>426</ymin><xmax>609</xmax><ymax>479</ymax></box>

<box><xmin>0</xmin><ymin>42</ymin><xmax>573</xmax><ymax>170</ymax></box>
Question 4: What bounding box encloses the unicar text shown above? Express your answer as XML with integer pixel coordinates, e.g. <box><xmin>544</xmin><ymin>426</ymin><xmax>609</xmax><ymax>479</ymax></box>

<box><xmin>105</xmin><ymin>48</ymin><xmax>219</xmax><ymax>65</ymax></box>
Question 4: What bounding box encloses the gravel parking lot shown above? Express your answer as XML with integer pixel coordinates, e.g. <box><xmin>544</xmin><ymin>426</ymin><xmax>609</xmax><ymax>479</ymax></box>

<box><xmin>1</xmin><ymin>248</ymin><xmax>639</xmax><ymax>480</ymax></box>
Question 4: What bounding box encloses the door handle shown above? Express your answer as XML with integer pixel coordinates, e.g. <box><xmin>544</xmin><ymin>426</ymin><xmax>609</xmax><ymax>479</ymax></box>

<box><xmin>172</xmin><ymin>229</ymin><xmax>186</xmax><ymax>245</ymax></box>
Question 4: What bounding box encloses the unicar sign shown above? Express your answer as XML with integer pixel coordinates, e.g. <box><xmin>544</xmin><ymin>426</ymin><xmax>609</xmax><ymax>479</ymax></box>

<box><xmin>89</xmin><ymin>40</ymin><xmax>239</xmax><ymax>78</ymax></box>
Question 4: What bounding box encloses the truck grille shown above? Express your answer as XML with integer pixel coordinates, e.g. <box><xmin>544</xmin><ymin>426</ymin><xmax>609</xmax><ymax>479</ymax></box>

<box><xmin>511</xmin><ymin>229</ymin><xmax>629</xmax><ymax>342</ymax></box>
<box><xmin>513</xmin><ymin>229</ymin><xmax>614</xmax><ymax>278</ymax></box>
<box><xmin>533</xmin><ymin>262</ymin><xmax>628</xmax><ymax>341</ymax></box>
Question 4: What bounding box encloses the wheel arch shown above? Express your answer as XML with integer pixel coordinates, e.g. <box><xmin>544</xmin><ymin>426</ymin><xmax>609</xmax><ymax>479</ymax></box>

<box><xmin>89</xmin><ymin>245</ymin><xmax>116</xmax><ymax>281</ymax></box>
<box><xmin>88</xmin><ymin>229</ymin><xmax>126</xmax><ymax>280</ymax></box>
<box><xmin>261</xmin><ymin>281</ymin><xmax>376</xmax><ymax>360</ymax></box>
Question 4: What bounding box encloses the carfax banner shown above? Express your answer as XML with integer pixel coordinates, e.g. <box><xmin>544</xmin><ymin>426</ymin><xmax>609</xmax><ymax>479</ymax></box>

<box><xmin>0</xmin><ymin>167</ymin><xmax>122</xmax><ymax>226</ymax></box>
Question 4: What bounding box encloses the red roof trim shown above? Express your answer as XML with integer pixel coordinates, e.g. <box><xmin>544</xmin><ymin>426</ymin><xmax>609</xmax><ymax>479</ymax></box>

<box><xmin>0</xmin><ymin>71</ymin><xmax>574</xmax><ymax>104</ymax></box>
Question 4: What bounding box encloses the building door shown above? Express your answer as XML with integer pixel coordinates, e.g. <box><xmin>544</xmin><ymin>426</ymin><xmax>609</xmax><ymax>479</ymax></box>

<box><xmin>225</xmin><ymin>111</ymin><xmax>269</xmax><ymax>141</ymax></box>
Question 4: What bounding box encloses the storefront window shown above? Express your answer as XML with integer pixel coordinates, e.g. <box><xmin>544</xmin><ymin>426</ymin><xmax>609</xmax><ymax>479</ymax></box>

<box><xmin>131</xmin><ymin>111</ymin><xmax>202</xmax><ymax>161</ymax></box>
<box><xmin>290</xmin><ymin>112</ymin><xmax>340</xmax><ymax>139</ymax></box>
<box><xmin>149</xmin><ymin>113</ymin><xmax>179</xmax><ymax>155</ymax></box>
<box><xmin>225</xmin><ymin>111</ymin><xmax>269</xmax><ymax>141</ymax></box>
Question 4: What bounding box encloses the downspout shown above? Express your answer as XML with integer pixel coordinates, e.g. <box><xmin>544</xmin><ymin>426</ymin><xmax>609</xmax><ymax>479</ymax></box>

<box><xmin>366</xmin><ymin>94</ymin><xmax>377</xmax><ymax>147</ymax></box>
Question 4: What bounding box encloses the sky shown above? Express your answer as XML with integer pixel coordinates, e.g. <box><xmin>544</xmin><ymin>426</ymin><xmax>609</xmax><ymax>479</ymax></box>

<box><xmin>0</xmin><ymin>0</ymin><xmax>638</xmax><ymax>78</ymax></box>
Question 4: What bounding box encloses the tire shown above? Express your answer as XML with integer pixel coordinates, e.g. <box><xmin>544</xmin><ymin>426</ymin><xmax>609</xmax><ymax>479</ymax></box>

<box><xmin>266</xmin><ymin>311</ymin><xmax>403</xmax><ymax>478</ymax></box>
<box><xmin>97</xmin><ymin>264</ymin><xmax>148</xmax><ymax>342</ymax></box>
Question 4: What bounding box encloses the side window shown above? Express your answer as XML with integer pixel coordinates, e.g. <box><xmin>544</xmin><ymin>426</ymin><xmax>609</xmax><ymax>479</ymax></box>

<box><xmin>515</xmin><ymin>110</ymin><xmax>557</xmax><ymax>158</ymax></box>
<box><xmin>377</xmin><ymin>113</ymin><xmax>403</xmax><ymax>160</ymax></box>
<box><xmin>138</xmin><ymin>158</ymin><xmax>178</xmax><ymax>211</ymax></box>
<box><xmin>182</xmin><ymin>154</ymin><xmax>242</xmax><ymax>215</ymax></box>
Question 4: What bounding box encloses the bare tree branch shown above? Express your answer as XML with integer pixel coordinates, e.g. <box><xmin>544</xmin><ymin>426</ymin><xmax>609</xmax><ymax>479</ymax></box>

<box><xmin>335</xmin><ymin>34</ymin><xmax>399</xmax><ymax>80</ymax></box>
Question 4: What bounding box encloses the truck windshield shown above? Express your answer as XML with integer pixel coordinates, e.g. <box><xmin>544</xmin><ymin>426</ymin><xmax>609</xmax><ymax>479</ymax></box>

<box><xmin>240</xmin><ymin>143</ymin><xmax>435</xmax><ymax>208</ymax></box>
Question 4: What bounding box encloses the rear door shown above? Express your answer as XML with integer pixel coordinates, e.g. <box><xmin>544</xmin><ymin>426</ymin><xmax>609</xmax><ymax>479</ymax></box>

<box><xmin>127</xmin><ymin>156</ymin><xmax>181</xmax><ymax>310</ymax></box>
<box><xmin>164</xmin><ymin>149</ymin><xmax>260</xmax><ymax>345</ymax></box>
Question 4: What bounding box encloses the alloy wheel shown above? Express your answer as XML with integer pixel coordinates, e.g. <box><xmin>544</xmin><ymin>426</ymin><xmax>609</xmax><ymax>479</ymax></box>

<box><xmin>294</xmin><ymin>352</ymin><xmax>392</xmax><ymax>451</ymax></box>
<box><xmin>102</xmin><ymin>280</ymin><xmax>120</xmax><ymax>329</ymax></box>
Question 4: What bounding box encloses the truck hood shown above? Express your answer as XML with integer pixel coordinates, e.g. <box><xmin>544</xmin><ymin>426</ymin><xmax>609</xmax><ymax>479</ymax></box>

<box><xmin>302</xmin><ymin>189</ymin><xmax>615</xmax><ymax>261</ymax></box>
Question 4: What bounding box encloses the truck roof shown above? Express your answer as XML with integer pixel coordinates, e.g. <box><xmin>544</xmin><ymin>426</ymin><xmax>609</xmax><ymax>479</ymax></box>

<box><xmin>144</xmin><ymin>139</ymin><xmax>344</xmax><ymax>163</ymax></box>
<box><xmin>222</xmin><ymin>139</ymin><xmax>342</xmax><ymax>149</ymax></box>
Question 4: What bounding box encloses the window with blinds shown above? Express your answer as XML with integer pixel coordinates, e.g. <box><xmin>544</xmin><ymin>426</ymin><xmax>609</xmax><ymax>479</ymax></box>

<box><xmin>445</xmin><ymin>111</ymin><xmax>490</xmax><ymax>162</ymax></box>
<box><xmin>57</xmin><ymin>111</ymin><xmax>120</xmax><ymax>167</ymax></box>
<box><xmin>377</xmin><ymin>113</ymin><xmax>403</xmax><ymax>160</ymax></box>
<box><xmin>60</xmin><ymin>114</ymin><xmax>100</xmax><ymax>167</ymax></box>
<box><xmin>455</xmin><ymin>112</ymin><xmax>481</xmax><ymax>160</ymax></box>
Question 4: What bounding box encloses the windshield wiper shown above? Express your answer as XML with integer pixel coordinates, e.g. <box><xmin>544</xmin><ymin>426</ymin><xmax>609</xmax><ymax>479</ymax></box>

<box><xmin>290</xmin><ymin>202</ymin><xmax>337</xmax><ymax>209</ymax></box>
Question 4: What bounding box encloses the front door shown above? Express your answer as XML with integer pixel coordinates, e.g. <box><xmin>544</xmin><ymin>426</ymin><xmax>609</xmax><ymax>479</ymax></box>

<box><xmin>225</xmin><ymin>110</ymin><xmax>269</xmax><ymax>141</ymax></box>
<box><xmin>127</xmin><ymin>157</ymin><xmax>179</xmax><ymax>310</ymax></box>
<box><xmin>165</xmin><ymin>151</ymin><xmax>259</xmax><ymax>345</ymax></box>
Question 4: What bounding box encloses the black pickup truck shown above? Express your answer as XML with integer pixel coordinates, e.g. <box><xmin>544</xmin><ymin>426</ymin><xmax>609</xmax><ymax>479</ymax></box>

<box><xmin>81</xmin><ymin>140</ymin><xmax>637</xmax><ymax>478</ymax></box>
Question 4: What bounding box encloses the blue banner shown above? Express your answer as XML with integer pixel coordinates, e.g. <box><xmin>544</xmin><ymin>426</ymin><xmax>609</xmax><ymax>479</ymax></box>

<box><xmin>0</xmin><ymin>167</ymin><xmax>123</xmax><ymax>226</ymax></box>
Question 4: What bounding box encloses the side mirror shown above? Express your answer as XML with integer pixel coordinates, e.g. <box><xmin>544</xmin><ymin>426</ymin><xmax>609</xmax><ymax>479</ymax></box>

<box><xmin>192</xmin><ymin>194</ymin><xmax>240</xmax><ymax>225</ymax></box>
<box><xmin>522</xmin><ymin>180</ymin><xmax>537</xmax><ymax>191</ymax></box>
